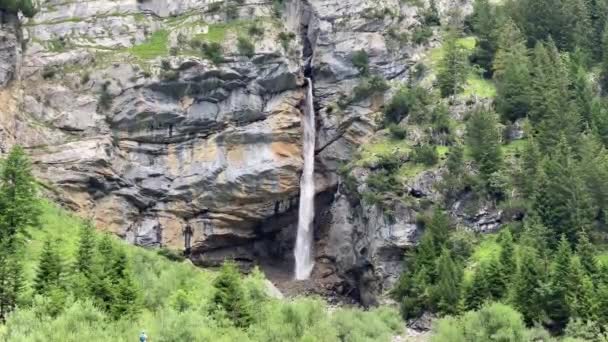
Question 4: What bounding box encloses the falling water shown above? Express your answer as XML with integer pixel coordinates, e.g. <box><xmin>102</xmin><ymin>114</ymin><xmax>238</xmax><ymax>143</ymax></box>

<box><xmin>294</xmin><ymin>78</ymin><xmax>316</xmax><ymax>280</ymax></box>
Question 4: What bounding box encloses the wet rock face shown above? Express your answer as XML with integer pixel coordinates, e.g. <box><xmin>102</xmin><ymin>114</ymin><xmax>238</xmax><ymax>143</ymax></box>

<box><xmin>0</xmin><ymin>11</ymin><xmax>20</xmax><ymax>88</ymax></box>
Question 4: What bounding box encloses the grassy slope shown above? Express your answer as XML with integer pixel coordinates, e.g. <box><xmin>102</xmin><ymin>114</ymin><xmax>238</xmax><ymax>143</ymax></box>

<box><xmin>2</xmin><ymin>201</ymin><xmax>403</xmax><ymax>342</ymax></box>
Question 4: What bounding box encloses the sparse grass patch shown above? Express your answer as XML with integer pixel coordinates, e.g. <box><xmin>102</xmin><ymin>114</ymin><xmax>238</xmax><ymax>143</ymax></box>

<box><xmin>128</xmin><ymin>30</ymin><xmax>169</xmax><ymax>60</ymax></box>
<box><xmin>463</xmin><ymin>74</ymin><xmax>496</xmax><ymax>99</ymax></box>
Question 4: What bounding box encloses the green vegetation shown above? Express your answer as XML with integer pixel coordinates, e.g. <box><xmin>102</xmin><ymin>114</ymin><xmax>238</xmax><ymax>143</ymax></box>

<box><xmin>0</xmin><ymin>0</ymin><xmax>36</xmax><ymax>17</ymax></box>
<box><xmin>128</xmin><ymin>30</ymin><xmax>169</xmax><ymax>60</ymax></box>
<box><xmin>0</xmin><ymin>147</ymin><xmax>402</xmax><ymax>341</ymax></box>
<box><xmin>237</xmin><ymin>36</ymin><xmax>255</xmax><ymax>58</ymax></box>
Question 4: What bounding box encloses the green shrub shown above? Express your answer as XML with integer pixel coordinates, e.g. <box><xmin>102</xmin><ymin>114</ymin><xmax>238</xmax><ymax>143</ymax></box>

<box><xmin>383</xmin><ymin>86</ymin><xmax>430</xmax><ymax>126</ymax></box>
<box><xmin>248</xmin><ymin>23</ymin><xmax>264</xmax><ymax>37</ymax></box>
<box><xmin>388</xmin><ymin>124</ymin><xmax>407</xmax><ymax>139</ymax></box>
<box><xmin>278</xmin><ymin>31</ymin><xmax>296</xmax><ymax>51</ymax></box>
<box><xmin>412</xmin><ymin>26</ymin><xmax>433</xmax><ymax>45</ymax></box>
<box><xmin>352</xmin><ymin>75</ymin><xmax>389</xmax><ymax>102</ymax></box>
<box><xmin>237</xmin><ymin>36</ymin><xmax>255</xmax><ymax>58</ymax></box>
<box><xmin>201</xmin><ymin>42</ymin><xmax>224</xmax><ymax>64</ymax></box>
<box><xmin>411</xmin><ymin>145</ymin><xmax>439</xmax><ymax>166</ymax></box>
<box><xmin>431</xmin><ymin>302</ymin><xmax>528</xmax><ymax>342</ymax></box>
<box><xmin>352</xmin><ymin>50</ymin><xmax>370</xmax><ymax>75</ymax></box>
<box><xmin>0</xmin><ymin>0</ymin><xmax>36</xmax><ymax>17</ymax></box>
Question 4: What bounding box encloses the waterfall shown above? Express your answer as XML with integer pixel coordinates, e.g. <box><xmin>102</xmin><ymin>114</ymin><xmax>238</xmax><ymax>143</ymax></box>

<box><xmin>294</xmin><ymin>78</ymin><xmax>316</xmax><ymax>280</ymax></box>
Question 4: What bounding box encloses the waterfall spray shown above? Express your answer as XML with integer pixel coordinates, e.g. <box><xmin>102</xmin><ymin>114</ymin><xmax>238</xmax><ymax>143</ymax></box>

<box><xmin>294</xmin><ymin>78</ymin><xmax>315</xmax><ymax>280</ymax></box>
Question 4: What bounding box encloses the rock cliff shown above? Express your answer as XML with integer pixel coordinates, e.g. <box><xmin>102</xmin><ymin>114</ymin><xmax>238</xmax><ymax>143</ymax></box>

<box><xmin>0</xmin><ymin>0</ymin><xmax>481</xmax><ymax>304</ymax></box>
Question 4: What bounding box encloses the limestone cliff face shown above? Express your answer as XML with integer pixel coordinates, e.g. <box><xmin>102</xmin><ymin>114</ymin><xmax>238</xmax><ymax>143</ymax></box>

<box><xmin>0</xmin><ymin>0</ymin><xmax>477</xmax><ymax>303</ymax></box>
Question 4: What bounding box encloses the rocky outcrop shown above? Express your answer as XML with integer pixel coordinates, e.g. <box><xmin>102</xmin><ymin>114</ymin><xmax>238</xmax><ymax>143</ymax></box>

<box><xmin>0</xmin><ymin>0</ymin><xmax>483</xmax><ymax>305</ymax></box>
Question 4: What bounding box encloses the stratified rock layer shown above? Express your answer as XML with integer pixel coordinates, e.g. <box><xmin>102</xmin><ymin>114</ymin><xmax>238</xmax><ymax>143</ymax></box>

<box><xmin>0</xmin><ymin>0</ymin><xmax>479</xmax><ymax>304</ymax></box>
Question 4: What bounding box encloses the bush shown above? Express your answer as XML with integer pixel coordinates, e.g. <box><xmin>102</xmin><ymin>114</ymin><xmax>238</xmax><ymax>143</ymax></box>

<box><xmin>412</xmin><ymin>26</ymin><xmax>433</xmax><ymax>45</ymax></box>
<box><xmin>411</xmin><ymin>145</ymin><xmax>439</xmax><ymax>166</ymax></box>
<box><xmin>431</xmin><ymin>302</ymin><xmax>528</xmax><ymax>342</ymax></box>
<box><xmin>352</xmin><ymin>50</ymin><xmax>370</xmax><ymax>75</ymax></box>
<box><xmin>237</xmin><ymin>36</ymin><xmax>255</xmax><ymax>58</ymax></box>
<box><xmin>0</xmin><ymin>0</ymin><xmax>36</xmax><ymax>17</ymax></box>
<box><xmin>278</xmin><ymin>31</ymin><xmax>296</xmax><ymax>51</ymax></box>
<box><xmin>248</xmin><ymin>24</ymin><xmax>264</xmax><ymax>37</ymax></box>
<box><xmin>352</xmin><ymin>75</ymin><xmax>389</xmax><ymax>102</ymax></box>
<box><xmin>383</xmin><ymin>86</ymin><xmax>430</xmax><ymax>126</ymax></box>
<box><xmin>388</xmin><ymin>124</ymin><xmax>407</xmax><ymax>140</ymax></box>
<box><xmin>202</xmin><ymin>42</ymin><xmax>224</xmax><ymax>64</ymax></box>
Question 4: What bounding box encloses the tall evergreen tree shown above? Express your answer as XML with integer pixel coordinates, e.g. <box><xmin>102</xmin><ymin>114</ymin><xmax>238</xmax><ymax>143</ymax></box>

<box><xmin>498</xmin><ymin>230</ymin><xmax>516</xmax><ymax>282</ymax></box>
<box><xmin>432</xmin><ymin>248</ymin><xmax>462</xmax><ymax>315</ymax></box>
<box><xmin>567</xmin><ymin>257</ymin><xmax>597</xmax><ymax>321</ymax></box>
<box><xmin>34</xmin><ymin>237</ymin><xmax>64</xmax><ymax>295</ymax></box>
<box><xmin>533</xmin><ymin>140</ymin><xmax>597</xmax><ymax>242</ymax></box>
<box><xmin>493</xmin><ymin>19</ymin><xmax>531</xmax><ymax>122</ymax></box>
<box><xmin>511</xmin><ymin>247</ymin><xmax>545</xmax><ymax>324</ymax></box>
<box><xmin>576</xmin><ymin>229</ymin><xmax>598</xmax><ymax>276</ymax></box>
<box><xmin>211</xmin><ymin>262</ymin><xmax>252</xmax><ymax>328</ymax></box>
<box><xmin>465</xmin><ymin>107</ymin><xmax>503</xmax><ymax>187</ymax></box>
<box><xmin>547</xmin><ymin>236</ymin><xmax>574</xmax><ymax>328</ymax></box>
<box><xmin>437</xmin><ymin>31</ymin><xmax>469</xmax><ymax>97</ymax></box>
<box><xmin>0</xmin><ymin>146</ymin><xmax>40</xmax><ymax>320</ymax></box>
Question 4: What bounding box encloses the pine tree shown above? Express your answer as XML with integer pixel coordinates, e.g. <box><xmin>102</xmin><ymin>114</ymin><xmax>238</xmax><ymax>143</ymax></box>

<box><xmin>427</xmin><ymin>208</ymin><xmax>450</xmax><ymax>249</ymax></box>
<box><xmin>519</xmin><ymin>138</ymin><xmax>542</xmax><ymax>199</ymax></box>
<box><xmin>0</xmin><ymin>146</ymin><xmax>40</xmax><ymax>321</ymax></box>
<box><xmin>561</xmin><ymin>0</ymin><xmax>593</xmax><ymax>53</ymax></box>
<box><xmin>576</xmin><ymin>229</ymin><xmax>598</xmax><ymax>276</ymax></box>
<box><xmin>74</xmin><ymin>221</ymin><xmax>96</xmax><ymax>277</ymax></box>
<box><xmin>493</xmin><ymin>19</ymin><xmax>531</xmax><ymax>122</ymax></box>
<box><xmin>464</xmin><ymin>264</ymin><xmax>490</xmax><ymax>311</ymax></box>
<box><xmin>601</xmin><ymin>25</ymin><xmax>608</xmax><ymax>91</ymax></box>
<box><xmin>111</xmin><ymin>268</ymin><xmax>140</xmax><ymax>319</ymax></box>
<box><xmin>437</xmin><ymin>31</ymin><xmax>469</xmax><ymax>97</ymax></box>
<box><xmin>498</xmin><ymin>230</ymin><xmax>516</xmax><ymax>282</ymax></box>
<box><xmin>465</xmin><ymin>107</ymin><xmax>503</xmax><ymax>186</ymax></box>
<box><xmin>547</xmin><ymin>236</ymin><xmax>573</xmax><ymax>328</ymax></box>
<box><xmin>596</xmin><ymin>282</ymin><xmax>608</xmax><ymax>326</ymax></box>
<box><xmin>567</xmin><ymin>257</ymin><xmax>597</xmax><ymax>321</ymax></box>
<box><xmin>468</xmin><ymin>0</ymin><xmax>499</xmax><ymax>76</ymax></box>
<box><xmin>34</xmin><ymin>238</ymin><xmax>64</xmax><ymax>295</ymax></box>
<box><xmin>529</xmin><ymin>41</ymin><xmax>581</xmax><ymax>149</ymax></box>
<box><xmin>534</xmin><ymin>140</ymin><xmax>597</xmax><ymax>243</ymax></box>
<box><xmin>432</xmin><ymin>248</ymin><xmax>462</xmax><ymax>315</ymax></box>
<box><xmin>511</xmin><ymin>247</ymin><xmax>545</xmax><ymax>324</ymax></box>
<box><xmin>211</xmin><ymin>262</ymin><xmax>252</xmax><ymax>328</ymax></box>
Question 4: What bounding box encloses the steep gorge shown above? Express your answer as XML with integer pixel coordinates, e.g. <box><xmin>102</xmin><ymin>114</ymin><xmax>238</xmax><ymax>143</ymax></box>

<box><xmin>0</xmin><ymin>0</ymin><xmax>486</xmax><ymax>305</ymax></box>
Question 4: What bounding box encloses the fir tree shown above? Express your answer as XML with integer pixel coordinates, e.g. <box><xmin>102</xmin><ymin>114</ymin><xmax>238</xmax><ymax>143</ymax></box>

<box><xmin>547</xmin><ymin>236</ymin><xmax>574</xmax><ymax>328</ymax></box>
<box><xmin>34</xmin><ymin>238</ymin><xmax>64</xmax><ymax>295</ymax></box>
<box><xmin>0</xmin><ymin>146</ymin><xmax>40</xmax><ymax>320</ymax></box>
<box><xmin>432</xmin><ymin>249</ymin><xmax>462</xmax><ymax>315</ymax></box>
<box><xmin>534</xmin><ymin>140</ymin><xmax>597</xmax><ymax>243</ymax></box>
<box><xmin>567</xmin><ymin>257</ymin><xmax>597</xmax><ymax>321</ymax></box>
<box><xmin>211</xmin><ymin>262</ymin><xmax>252</xmax><ymax>328</ymax></box>
<box><xmin>512</xmin><ymin>247</ymin><xmax>545</xmax><ymax>324</ymax></box>
<box><xmin>498</xmin><ymin>230</ymin><xmax>516</xmax><ymax>283</ymax></box>
<box><xmin>74</xmin><ymin>221</ymin><xmax>96</xmax><ymax>277</ymax></box>
<box><xmin>576</xmin><ymin>229</ymin><xmax>598</xmax><ymax>276</ymax></box>
<box><xmin>493</xmin><ymin>19</ymin><xmax>531</xmax><ymax>122</ymax></box>
<box><xmin>465</xmin><ymin>107</ymin><xmax>503</xmax><ymax>187</ymax></box>
<box><xmin>437</xmin><ymin>31</ymin><xmax>469</xmax><ymax>97</ymax></box>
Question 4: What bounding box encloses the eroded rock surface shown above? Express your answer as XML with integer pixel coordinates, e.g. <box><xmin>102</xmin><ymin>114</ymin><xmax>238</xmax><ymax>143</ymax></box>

<box><xmin>0</xmin><ymin>0</ymin><xmax>480</xmax><ymax>304</ymax></box>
